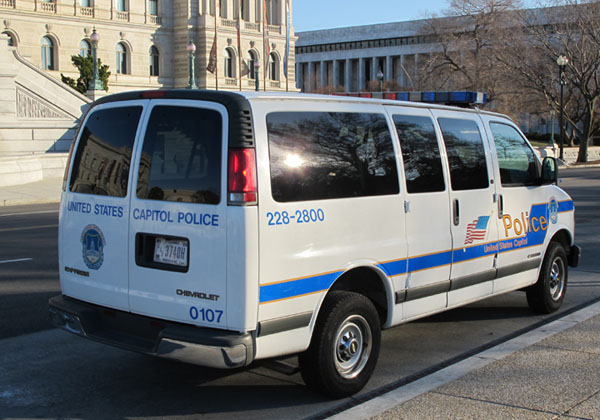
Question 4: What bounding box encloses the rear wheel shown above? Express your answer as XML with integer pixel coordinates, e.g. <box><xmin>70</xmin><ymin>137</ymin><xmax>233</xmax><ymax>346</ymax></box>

<box><xmin>299</xmin><ymin>291</ymin><xmax>381</xmax><ymax>398</ymax></box>
<box><xmin>527</xmin><ymin>242</ymin><xmax>568</xmax><ymax>314</ymax></box>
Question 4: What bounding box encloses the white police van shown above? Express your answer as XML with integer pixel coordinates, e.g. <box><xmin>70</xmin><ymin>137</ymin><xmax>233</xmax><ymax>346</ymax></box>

<box><xmin>49</xmin><ymin>90</ymin><xmax>580</xmax><ymax>398</ymax></box>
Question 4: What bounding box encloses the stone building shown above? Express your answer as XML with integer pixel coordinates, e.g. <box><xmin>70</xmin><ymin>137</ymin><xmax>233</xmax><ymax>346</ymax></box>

<box><xmin>295</xmin><ymin>19</ymin><xmax>436</xmax><ymax>93</ymax></box>
<box><xmin>0</xmin><ymin>0</ymin><xmax>296</xmax><ymax>93</ymax></box>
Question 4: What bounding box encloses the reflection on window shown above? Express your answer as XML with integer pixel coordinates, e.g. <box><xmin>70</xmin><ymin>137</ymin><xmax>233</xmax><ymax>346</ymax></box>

<box><xmin>41</xmin><ymin>36</ymin><xmax>54</xmax><ymax>70</ymax></box>
<box><xmin>137</xmin><ymin>106</ymin><xmax>222</xmax><ymax>205</ymax></box>
<box><xmin>70</xmin><ymin>107</ymin><xmax>143</xmax><ymax>197</ymax></box>
<box><xmin>149</xmin><ymin>45</ymin><xmax>159</xmax><ymax>76</ymax></box>
<box><xmin>438</xmin><ymin>118</ymin><xmax>489</xmax><ymax>191</ymax></box>
<box><xmin>79</xmin><ymin>39</ymin><xmax>91</xmax><ymax>58</ymax></box>
<box><xmin>491</xmin><ymin>122</ymin><xmax>538</xmax><ymax>186</ymax></box>
<box><xmin>394</xmin><ymin>115</ymin><xmax>445</xmax><ymax>193</ymax></box>
<box><xmin>267</xmin><ymin>111</ymin><xmax>399</xmax><ymax>202</ymax></box>
<box><xmin>116</xmin><ymin>42</ymin><xmax>127</xmax><ymax>74</ymax></box>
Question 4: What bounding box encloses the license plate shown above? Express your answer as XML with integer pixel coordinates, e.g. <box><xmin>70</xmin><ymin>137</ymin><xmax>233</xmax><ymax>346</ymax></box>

<box><xmin>154</xmin><ymin>238</ymin><xmax>188</xmax><ymax>267</ymax></box>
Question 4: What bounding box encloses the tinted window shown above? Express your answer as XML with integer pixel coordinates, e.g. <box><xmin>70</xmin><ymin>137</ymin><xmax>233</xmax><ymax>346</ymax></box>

<box><xmin>137</xmin><ymin>106</ymin><xmax>222</xmax><ymax>205</ymax></box>
<box><xmin>490</xmin><ymin>123</ymin><xmax>539</xmax><ymax>186</ymax></box>
<box><xmin>438</xmin><ymin>118</ymin><xmax>489</xmax><ymax>191</ymax></box>
<box><xmin>267</xmin><ymin>112</ymin><xmax>399</xmax><ymax>202</ymax></box>
<box><xmin>70</xmin><ymin>106</ymin><xmax>142</xmax><ymax>197</ymax></box>
<box><xmin>393</xmin><ymin>115</ymin><xmax>445</xmax><ymax>193</ymax></box>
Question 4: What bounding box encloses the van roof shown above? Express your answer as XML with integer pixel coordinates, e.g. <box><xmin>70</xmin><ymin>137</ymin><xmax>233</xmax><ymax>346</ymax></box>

<box><xmin>93</xmin><ymin>89</ymin><xmax>509</xmax><ymax>118</ymax></box>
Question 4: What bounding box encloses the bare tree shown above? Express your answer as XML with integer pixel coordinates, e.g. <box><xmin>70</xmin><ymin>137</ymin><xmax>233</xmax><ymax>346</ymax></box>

<box><xmin>501</xmin><ymin>0</ymin><xmax>600</xmax><ymax>162</ymax></box>
<box><xmin>421</xmin><ymin>0</ymin><xmax>524</xmax><ymax>102</ymax></box>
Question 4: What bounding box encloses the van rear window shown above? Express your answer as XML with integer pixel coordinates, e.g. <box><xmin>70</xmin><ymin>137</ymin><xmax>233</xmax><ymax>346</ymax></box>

<box><xmin>136</xmin><ymin>106</ymin><xmax>222</xmax><ymax>205</ymax></box>
<box><xmin>69</xmin><ymin>106</ymin><xmax>142</xmax><ymax>197</ymax></box>
<box><xmin>267</xmin><ymin>111</ymin><xmax>399</xmax><ymax>202</ymax></box>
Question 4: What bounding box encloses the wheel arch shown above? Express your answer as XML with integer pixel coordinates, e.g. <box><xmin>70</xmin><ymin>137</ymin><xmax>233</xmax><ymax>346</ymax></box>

<box><xmin>317</xmin><ymin>265</ymin><xmax>394</xmax><ymax>329</ymax></box>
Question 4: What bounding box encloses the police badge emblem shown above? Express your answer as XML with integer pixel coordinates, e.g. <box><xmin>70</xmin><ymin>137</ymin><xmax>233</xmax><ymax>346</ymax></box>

<box><xmin>548</xmin><ymin>197</ymin><xmax>559</xmax><ymax>224</ymax></box>
<box><xmin>81</xmin><ymin>224</ymin><xmax>106</xmax><ymax>270</ymax></box>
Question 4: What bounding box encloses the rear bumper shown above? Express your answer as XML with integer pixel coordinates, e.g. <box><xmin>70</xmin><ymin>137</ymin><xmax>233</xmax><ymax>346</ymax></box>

<box><xmin>48</xmin><ymin>295</ymin><xmax>255</xmax><ymax>369</ymax></box>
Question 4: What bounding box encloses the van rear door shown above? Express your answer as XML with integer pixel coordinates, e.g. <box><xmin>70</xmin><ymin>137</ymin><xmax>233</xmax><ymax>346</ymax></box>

<box><xmin>60</xmin><ymin>101</ymin><xmax>147</xmax><ymax>311</ymax></box>
<box><xmin>127</xmin><ymin>100</ymin><xmax>229</xmax><ymax>329</ymax></box>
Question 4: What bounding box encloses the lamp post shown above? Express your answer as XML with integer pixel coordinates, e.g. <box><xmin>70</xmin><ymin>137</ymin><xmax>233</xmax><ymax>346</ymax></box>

<box><xmin>377</xmin><ymin>69</ymin><xmax>384</xmax><ymax>92</ymax></box>
<box><xmin>88</xmin><ymin>28</ymin><xmax>102</xmax><ymax>91</ymax></box>
<box><xmin>254</xmin><ymin>60</ymin><xmax>260</xmax><ymax>91</ymax></box>
<box><xmin>187</xmin><ymin>40</ymin><xmax>197</xmax><ymax>89</ymax></box>
<box><xmin>557</xmin><ymin>55</ymin><xmax>569</xmax><ymax>161</ymax></box>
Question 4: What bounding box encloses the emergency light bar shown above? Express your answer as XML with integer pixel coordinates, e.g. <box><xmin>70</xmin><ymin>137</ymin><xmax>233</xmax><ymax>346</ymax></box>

<box><xmin>332</xmin><ymin>91</ymin><xmax>488</xmax><ymax>107</ymax></box>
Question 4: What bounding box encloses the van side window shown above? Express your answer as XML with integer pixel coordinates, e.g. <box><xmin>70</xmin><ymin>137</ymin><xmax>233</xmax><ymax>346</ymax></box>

<box><xmin>70</xmin><ymin>106</ymin><xmax>142</xmax><ymax>197</ymax></box>
<box><xmin>393</xmin><ymin>115</ymin><xmax>445</xmax><ymax>193</ymax></box>
<box><xmin>438</xmin><ymin>118</ymin><xmax>489</xmax><ymax>191</ymax></box>
<box><xmin>267</xmin><ymin>111</ymin><xmax>399</xmax><ymax>202</ymax></box>
<box><xmin>490</xmin><ymin>123</ymin><xmax>539</xmax><ymax>186</ymax></box>
<box><xmin>136</xmin><ymin>106</ymin><xmax>222</xmax><ymax>205</ymax></box>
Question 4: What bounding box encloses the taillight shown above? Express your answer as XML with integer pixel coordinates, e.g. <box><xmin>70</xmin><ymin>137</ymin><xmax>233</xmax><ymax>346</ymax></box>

<box><xmin>228</xmin><ymin>148</ymin><xmax>257</xmax><ymax>205</ymax></box>
<box><xmin>62</xmin><ymin>140</ymin><xmax>76</xmax><ymax>191</ymax></box>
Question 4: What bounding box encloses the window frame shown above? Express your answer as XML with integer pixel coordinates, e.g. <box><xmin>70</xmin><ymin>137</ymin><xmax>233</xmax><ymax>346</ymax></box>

<box><xmin>41</xmin><ymin>35</ymin><xmax>56</xmax><ymax>70</ymax></box>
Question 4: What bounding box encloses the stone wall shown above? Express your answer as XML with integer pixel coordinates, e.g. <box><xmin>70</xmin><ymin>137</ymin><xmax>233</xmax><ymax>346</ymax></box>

<box><xmin>0</xmin><ymin>33</ymin><xmax>90</xmax><ymax>186</ymax></box>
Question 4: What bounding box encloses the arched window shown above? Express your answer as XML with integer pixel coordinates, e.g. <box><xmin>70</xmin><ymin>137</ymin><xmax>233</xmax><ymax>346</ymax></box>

<box><xmin>149</xmin><ymin>46</ymin><xmax>159</xmax><ymax>76</ymax></box>
<box><xmin>79</xmin><ymin>39</ymin><xmax>91</xmax><ymax>58</ymax></box>
<box><xmin>248</xmin><ymin>50</ymin><xmax>257</xmax><ymax>80</ymax></box>
<box><xmin>2</xmin><ymin>31</ymin><xmax>15</xmax><ymax>47</ymax></box>
<box><xmin>269</xmin><ymin>52</ymin><xmax>279</xmax><ymax>81</ymax></box>
<box><xmin>41</xmin><ymin>36</ymin><xmax>55</xmax><ymax>70</ymax></box>
<box><xmin>116</xmin><ymin>42</ymin><xmax>128</xmax><ymax>74</ymax></box>
<box><xmin>224</xmin><ymin>48</ymin><xmax>235</xmax><ymax>78</ymax></box>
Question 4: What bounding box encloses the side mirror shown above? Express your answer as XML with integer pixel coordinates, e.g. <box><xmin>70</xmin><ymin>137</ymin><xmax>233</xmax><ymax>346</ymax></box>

<box><xmin>540</xmin><ymin>157</ymin><xmax>558</xmax><ymax>185</ymax></box>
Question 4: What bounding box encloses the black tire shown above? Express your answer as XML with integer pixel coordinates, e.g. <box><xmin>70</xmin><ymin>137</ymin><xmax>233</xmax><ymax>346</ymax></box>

<box><xmin>298</xmin><ymin>291</ymin><xmax>381</xmax><ymax>398</ymax></box>
<box><xmin>527</xmin><ymin>242</ymin><xmax>568</xmax><ymax>314</ymax></box>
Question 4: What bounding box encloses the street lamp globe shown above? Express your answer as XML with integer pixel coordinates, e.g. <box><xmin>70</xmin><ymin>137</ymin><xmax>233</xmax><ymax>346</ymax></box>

<box><xmin>557</xmin><ymin>55</ymin><xmax>569</xmax><ymax>67</ymax></box>
<box><xmin>186</xmin><ymin>41</ymin><xmax>196</xmax><ymax>54</ymax></box>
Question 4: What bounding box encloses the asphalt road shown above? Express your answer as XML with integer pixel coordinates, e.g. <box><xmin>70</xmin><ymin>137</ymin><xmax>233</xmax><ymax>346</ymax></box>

<box><xmin>0</xmin><ymin>168</ymin><xmax>598</xmax><ymax>419</ymax></box>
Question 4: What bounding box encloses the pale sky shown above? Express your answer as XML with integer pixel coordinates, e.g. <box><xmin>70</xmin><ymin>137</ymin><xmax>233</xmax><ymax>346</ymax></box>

<box><xmin>292</xmin><ymin>0</ymin><xmax>451</xmax><ymax>32</ymax></box>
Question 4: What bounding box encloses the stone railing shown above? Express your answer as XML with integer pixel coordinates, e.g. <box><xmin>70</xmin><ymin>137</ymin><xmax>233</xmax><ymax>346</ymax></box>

<box><xmin>40</xmin><ymin>1</ymin><xmax>56</xmax><ymax>12</ymax></box>
<box><xmin>245</xmin><ymin>22</ymin><xmax>260</xmax><ymax>31</ymax></box>
<box><xmin>149</xmin><ymin>15</ymin><xmax>161</xmax><ymax>24</ymax></box>
<box><xmin>221</xmin><ymin>19</ymin><xmax>236</xmax><ymax>28</ymax></box>
<box><xmin>224</xmin><ymin>78</ymin><xmax>237</xmax><ymax>86</ymax></box>
<box><xmin>0</xmin><ymin>0</ymin><xmax>15</xmax><ymax>8</ymax></box>
<box><xmin>79</xmin><ymin>6</ymin><xmax>94</xmax><ymax>16</ymax></box>
<box><xmin>270</xmin><ymin>81</ymin><xmax>281</xmax><ymax>88</ymax></box>
<box><xmin>116</xmin><ymin>10</ymin><xmax>129</xmax><ymax>21</ymax></box>
<box><xmin>268</xmin><ymin>24</ymin><xmax>281</xmax><ymax>34</ymax></box>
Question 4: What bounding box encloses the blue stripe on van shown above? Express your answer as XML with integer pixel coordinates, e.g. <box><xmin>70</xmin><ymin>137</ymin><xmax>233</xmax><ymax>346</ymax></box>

<box><xmin>259</xmin><ymin>200</ymin><xmax>574</xmax><ymax>304</ymax></box>
<box><xmin>558</xmin><ymin>200</ymin><xmax>574</xmax><ymax>212</ymax></box>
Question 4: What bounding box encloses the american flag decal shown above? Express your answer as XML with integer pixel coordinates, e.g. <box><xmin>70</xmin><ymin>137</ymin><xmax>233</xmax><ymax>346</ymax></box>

<box><xmin>464</xmin><ymin>216</ymin><xmax>490</xmax><ymax>245</ymax></box>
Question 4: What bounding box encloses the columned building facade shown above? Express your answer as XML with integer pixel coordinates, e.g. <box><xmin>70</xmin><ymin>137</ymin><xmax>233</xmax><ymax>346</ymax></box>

<box><xmin>0</xmin><ymin>0</ymin><xmax>296</xmax><ymax>93</ymax></box>
<box><xmin>295</xmin><ymin>20</ymin><xmax>437</xmax><ymax>93</ymax></box>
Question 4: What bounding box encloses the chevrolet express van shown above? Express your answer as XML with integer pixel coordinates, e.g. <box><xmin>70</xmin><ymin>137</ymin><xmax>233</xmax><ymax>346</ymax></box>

<box><xmin>49</xmin><ymin>90</ymin><xmax>580</xmax><ymax>398</ymax></box>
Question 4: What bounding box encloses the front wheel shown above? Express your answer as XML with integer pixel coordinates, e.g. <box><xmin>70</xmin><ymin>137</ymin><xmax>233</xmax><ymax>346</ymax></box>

<box><xmin>299</xmin><ymin>291</ymin><xmax>381</xmax><ymax>398</ymax></box>
<box><xmin>527</xmin><ymin>242</ymin><xmax>568</xmax><ymax>314</ymax></box>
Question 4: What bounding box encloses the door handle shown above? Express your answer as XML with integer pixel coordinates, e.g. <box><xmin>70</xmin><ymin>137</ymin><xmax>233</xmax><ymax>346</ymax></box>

<box><xmin>498</xmin><ymin>194</ymin><xmax>504</xmax><ymax>218</ymax></box>
<box><xmin>453</xmin><ymin>199</ymin><xmax>460</xmax><ymax>226</ymax></box>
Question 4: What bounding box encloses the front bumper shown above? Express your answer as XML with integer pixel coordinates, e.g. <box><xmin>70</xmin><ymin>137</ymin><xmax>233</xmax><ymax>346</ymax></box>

<box><xmin>48</xmin><ymin>295</ymin><xmax>255</xmax><ymax>369</ymax></box>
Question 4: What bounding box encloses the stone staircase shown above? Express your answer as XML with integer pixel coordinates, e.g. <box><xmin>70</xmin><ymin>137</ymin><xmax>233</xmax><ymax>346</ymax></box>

<box><xmin>0</xmin><ymin>33</ymin><xmax>91</xmax><ymax>187</ymax></box>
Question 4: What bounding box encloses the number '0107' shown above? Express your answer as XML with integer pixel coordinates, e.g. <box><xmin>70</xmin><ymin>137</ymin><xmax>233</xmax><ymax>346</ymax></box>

<box><xmin>190</xmin><ymin>306</ymin><xmax>223</xmax><ymax>323</ymax></box>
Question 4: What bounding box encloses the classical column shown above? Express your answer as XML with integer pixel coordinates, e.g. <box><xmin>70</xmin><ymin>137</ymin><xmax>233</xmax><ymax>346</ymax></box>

<box><xmin>332</xmin><ymin>60</ymin><xmax>339</xmax><ymax>88</ymax></box>
<box><xmin>308</xmin><ymin>61</ymin><xmax>315</xmax><ymax>91</ymax></box>
<box><xmin>358</xmin><ymin>58</ymin><xmax>365</xmax><ymax>91</ymax></box>
<box><xmin>320</xmin><ymin>60</ymin><xmax>327</xmax><ymax>89</ymax></box>
<box><xmin>399</xmin><ymin>55</ymin><xmax>406</xmax><ymax>87</ymax></box>
<box><xmin>385</xmin><ymin>56</ymin><xmax>393</xmax><ymax>82</ymax></box>
<box><xmin>345</xmin><ymin>59</ymin><xmax>351</xmax><ymax>92</ymax></box>
<box><xmin>296</xmin><ymin>62</ymin><xmax>304</xmax><ymax>90</ymax></box>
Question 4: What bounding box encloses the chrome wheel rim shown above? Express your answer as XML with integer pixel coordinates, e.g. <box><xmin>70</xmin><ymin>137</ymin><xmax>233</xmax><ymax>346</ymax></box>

<box><xmin>333</xmin><ymin>314</ymin><xmax>371</xmax><ymax>379</ymax></box>
<box><xmin>549</xmin><ymin>256</ymin><xmax>566</xmax><ymax>301</ymax></box>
